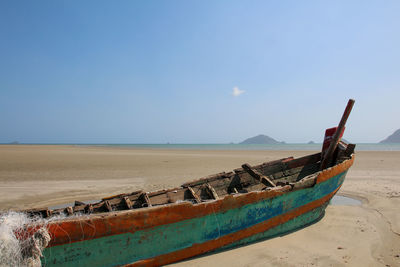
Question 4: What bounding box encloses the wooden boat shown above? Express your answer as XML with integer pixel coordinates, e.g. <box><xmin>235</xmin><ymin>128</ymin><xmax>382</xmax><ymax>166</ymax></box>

<box><xmin>17</xmin><ymin>100</ymin><xmax>355</xmax><ymax>266</ymax></box>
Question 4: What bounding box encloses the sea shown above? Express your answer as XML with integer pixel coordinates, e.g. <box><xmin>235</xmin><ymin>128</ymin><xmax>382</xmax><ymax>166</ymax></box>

<box><xmin>3</xmin><ymin>143</ymin><xmax>400</xmax><ymax>151</ymax></box>
<box><xmin>83</xmin><ymin>143</ymin><xmax>400</xmax><ymax>151</ymax></box>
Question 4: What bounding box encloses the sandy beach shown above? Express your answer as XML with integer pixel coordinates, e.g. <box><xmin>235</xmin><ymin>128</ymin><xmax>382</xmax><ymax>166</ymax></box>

<box><xmin>0</xmin><ymin>145</ymin><xmax>399</xmax><ymax>266</ymax></box>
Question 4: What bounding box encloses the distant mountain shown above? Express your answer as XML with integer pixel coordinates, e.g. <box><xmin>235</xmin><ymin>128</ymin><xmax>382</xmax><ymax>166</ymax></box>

<box><xmin>307</xmin><ymin>141</ymin><xmax>315</xmax><ymax>144</ymax></box>
<box><xmin>380</xmin><ymin>129</ymin><xmax>400</xmax><ymax>143</ymax></box>
<box><xmin>240</xmin><ymin>134</ymin><xmax>283</xmax><ymax>144</ymax></box>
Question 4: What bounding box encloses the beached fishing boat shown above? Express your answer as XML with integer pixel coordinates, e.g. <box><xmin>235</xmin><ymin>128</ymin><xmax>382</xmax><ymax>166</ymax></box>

<box><xmin>16</xmin><ymin>100</ymin><xmax>355</xmax><ymax>266</ymax></box>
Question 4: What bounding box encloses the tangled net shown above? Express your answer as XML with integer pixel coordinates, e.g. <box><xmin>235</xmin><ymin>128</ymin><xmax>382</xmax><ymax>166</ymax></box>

<box><xmin>0</xmin><ymin>211</ymin><xmax>51</xmax><ymax>267</ymax></box>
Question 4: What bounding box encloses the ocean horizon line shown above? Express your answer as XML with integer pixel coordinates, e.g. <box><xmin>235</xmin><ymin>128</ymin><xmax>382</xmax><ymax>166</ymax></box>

<box><xmin>1</xmin><ymin>143</ymin><xmax>400</xmax><ymax>151</ymax></box>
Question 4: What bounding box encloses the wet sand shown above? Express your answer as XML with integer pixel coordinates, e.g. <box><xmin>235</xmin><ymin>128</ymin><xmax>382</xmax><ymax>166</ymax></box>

<box><xmin>0</xmin><ymin>145</ymin><xmax>399</xmax><ymax>266</ymax></box>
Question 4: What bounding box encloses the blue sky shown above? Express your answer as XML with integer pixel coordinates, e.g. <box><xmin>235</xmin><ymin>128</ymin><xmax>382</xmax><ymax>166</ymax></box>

<box><xmin>1</xmin><ymin>1</ymin><xmax>399</xmax><ymax>143</ymax></box>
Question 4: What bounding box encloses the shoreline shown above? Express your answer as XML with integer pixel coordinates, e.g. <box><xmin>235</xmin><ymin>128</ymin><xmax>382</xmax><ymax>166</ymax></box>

<box><xmin>1</xmin><ymin>143</ymin><xmax>400</xmax><ymax>152</ymax></box>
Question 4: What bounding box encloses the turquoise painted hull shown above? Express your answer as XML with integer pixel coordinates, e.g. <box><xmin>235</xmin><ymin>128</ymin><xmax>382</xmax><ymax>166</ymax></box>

<box><xmin>41</xmin><ymin>171</ymin><xmax>347</xmax><ymax>266</ymax></box>
<box><xmin>219</xmin><ymin>202</ymin><xmax>327</xmax><ymax>252</ymax></box>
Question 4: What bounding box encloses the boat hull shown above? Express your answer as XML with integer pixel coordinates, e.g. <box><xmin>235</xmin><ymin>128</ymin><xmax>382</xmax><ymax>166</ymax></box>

<box><xmin>41</xmin><ymin>158</ymin><xmax>353</xmax><ymax>267</ymax></box>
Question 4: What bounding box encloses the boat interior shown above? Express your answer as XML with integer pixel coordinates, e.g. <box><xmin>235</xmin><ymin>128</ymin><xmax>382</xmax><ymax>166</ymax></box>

<box><xmin>25</xmin><ymin>142</ymin><xmax>355</xmax><ymax>219</ymax></box>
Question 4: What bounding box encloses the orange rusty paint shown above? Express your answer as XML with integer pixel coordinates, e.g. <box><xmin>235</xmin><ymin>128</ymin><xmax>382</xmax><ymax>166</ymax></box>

<box><xmin>125</xmin><ymin>183</ymin><xmax>342</xmax><ymax>267</ymax></box>
<box><xmin>44</xmin><ymin>155</ymin><xmax>354</xmax><ymax>247</ymax></box>
<box><xmin>46</xmin><ymin>186</ymin><xmax>291</xmax><ymax>246</ymax></box>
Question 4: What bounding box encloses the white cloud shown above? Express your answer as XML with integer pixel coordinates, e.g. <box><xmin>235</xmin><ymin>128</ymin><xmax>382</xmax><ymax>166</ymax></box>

<box><xmin>232</xmin><ymin>86</ymin><xmax>245</xmax><ymax>97</ymax></box>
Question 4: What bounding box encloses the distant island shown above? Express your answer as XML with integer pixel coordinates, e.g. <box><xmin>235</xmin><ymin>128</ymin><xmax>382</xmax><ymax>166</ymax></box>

<box><xmin>380</xmin><ymin>129</ymin><xmax>400</xmax><ymax>143</ymax></box>
<box><xmin>308</xmin><ymin>141</ymin><xmax>315</xmax><ymax>144</ymax></box>
<box><xmin>240</xmin><ymin>134</ymin><xmax>284</xmax><ymax>144</ymax></box>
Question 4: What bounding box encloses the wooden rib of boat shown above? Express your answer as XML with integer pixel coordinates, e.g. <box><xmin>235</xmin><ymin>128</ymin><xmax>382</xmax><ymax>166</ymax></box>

<box><xmin>18</xmin><ymin>100</ymin><xmax>355</xmax><ymax>267</ymax></box>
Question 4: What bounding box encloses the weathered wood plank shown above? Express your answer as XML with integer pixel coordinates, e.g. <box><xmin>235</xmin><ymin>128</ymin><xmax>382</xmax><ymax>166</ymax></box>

<box><xmin>85</xmin><ymin>204</ymin><xmax>94</xmax><ymax>213</ymax></box>
<box><xmin>65</xmin><ymin>206</ymin><xmax>73</xmax><ymax>215</ymax></box>
<box><xmin>345</xmin><ymin>143</ymin><xmax>356</xmax><ymax>156</ymax></box>
<box><xmin>123</xmin><ymin>197</ymin><xmax>133</xmax><ymax>209</ymax></box>
<box><xmin>245</xmin><ymin>183</ymin><xmax>267</xmax><ymax>192</ymax></box>
<box><xmin>74</xmin><ymin>200</ymin><xmax>85</xmax><ymax>206</ymax></box>
<box><xmin>182</xmin><ymin>172</ymin><xmax>230</xmax><ymax>187</ymax></box>
<box><xmin>148</xmin><ymin>189</ymin><xmax>169</xmax><ymax>197</ymax></box>
<box><xmin>149</xmin><ymin>192</ymin><xmax>170</xmax><ymax>205</ymax></box>
<box><xmin>234</xmin><ymin>157</ymin><xmax>294</xmax><ymax>175</ymax></box>
<box><xmin>167</xmin><ymin>190</ymin><xmax>186</xmax><ymax>203</ymax></box>
<box><xmin>102</xmin><ymin>190</ymin><xmax>143</xmax><ymax>201</ymax></box>
<box><xmin>141</xmin><ymin>193</ymin><xmax>152</xmax><ymax>207</ymax></box>
<box><xmin>242</xmin><ymin>163</ymin><xmax>276</xmax><ymax>187</ymax></box>
<box><xmin>206</xmin><ymin>183</ymin><xmax>219</xmax><ymax>199</ymax></box>
<box><xmin>104</xmin><ymin>200</ymin><xmax>112</xmax><ymax>212</ymax></box>
<box><xmin>27</xmin><ymin>208</ymin><xmax>51</xmax><ymax>218</ymax></box>
<box><xmin>292</xmin><ymin>174</ymin><xmax>318</xmax><ymax>190</ymax></box>
<box><xmin>207</xmin><ymin>177</ymin><xmax>232</xmax><ymax>198</ymax></box>
<box><xmin>285</xmin><ymin>153</ymin><xmax>321</xmax><ymax>169</ymax></box>
<box><xmin>187</xmin><ymin>186</ymin><xmax>201</xmax><ymax>203</ymax></box>
<box><xmin>273</xmin><ymin>163</ymin><xmax>320</xmax><ymax>184</ymax></box>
